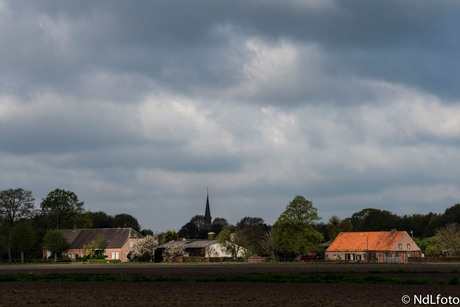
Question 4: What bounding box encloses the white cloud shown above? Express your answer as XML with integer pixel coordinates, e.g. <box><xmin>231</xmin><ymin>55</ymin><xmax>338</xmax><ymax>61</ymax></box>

<box><xmin>232</xmin><ymin>38</ymin><xmax>320</xmax><ymax>102</ymax></box>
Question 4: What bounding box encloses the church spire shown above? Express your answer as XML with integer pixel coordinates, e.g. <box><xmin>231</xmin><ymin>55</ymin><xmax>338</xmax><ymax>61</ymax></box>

<box><xmin>204</xmin><ymin>188</ymin><xmax>212</xmax><ymax>227</ymax></box>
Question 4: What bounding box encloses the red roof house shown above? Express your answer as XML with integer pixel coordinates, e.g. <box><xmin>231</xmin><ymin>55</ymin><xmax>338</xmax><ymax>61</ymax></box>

<box><xmin>325</xmin><ymin>230</ymin><xmax>422</xmax><ymax>263</ymax></box>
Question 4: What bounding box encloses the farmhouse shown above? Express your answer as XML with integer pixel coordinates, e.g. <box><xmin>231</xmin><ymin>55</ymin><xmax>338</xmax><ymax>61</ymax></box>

<box><xmin>325</xmin><ymin>230</ymin><xmax>422</xmax><ymax>263</ymax></box>
<box><xmin>45</xmin><ymin>227</ymin><xmax>143</xmax><ymax>262</ymax></box>
<box><xmin>155</xmin><ymin>233</ymin><xmax>247</xmax><ymax>262</ymax></box>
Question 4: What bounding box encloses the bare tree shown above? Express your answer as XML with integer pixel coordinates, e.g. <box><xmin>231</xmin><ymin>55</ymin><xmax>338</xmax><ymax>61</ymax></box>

<box><xmin>0</xmin><ymin>188</ymin><xmax>35</xmax><ymax>263</ymax></box>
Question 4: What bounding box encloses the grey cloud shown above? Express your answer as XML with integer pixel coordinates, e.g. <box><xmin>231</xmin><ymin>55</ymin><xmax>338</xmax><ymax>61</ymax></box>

<box><xmin>3</xmin><ymin>1</ymin><xmax>459</xmax><ymax>103</ymax></box>
<box><xmin>1</xmin><ymin>0</ymin><xmax>460</xmax><ymax>231</ymax></box>
<box><xmin>0</xmin><ymin>103</ymin><xmax>141</xmax><ymax>155</ymax></box>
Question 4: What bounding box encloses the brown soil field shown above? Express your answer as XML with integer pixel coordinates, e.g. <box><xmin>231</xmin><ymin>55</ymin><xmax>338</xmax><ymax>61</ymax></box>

<box><xmin>0</xmin><ymin>263</ymin><xmax>459</xmax><ymax>306</ymax></box>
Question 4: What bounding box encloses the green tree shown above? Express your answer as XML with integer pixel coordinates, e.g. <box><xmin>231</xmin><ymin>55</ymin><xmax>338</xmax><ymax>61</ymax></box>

<box><xmin>423</xmin><ymin>213</ymin><xmax>443</xmax><ymax>238</ymax></box>
<box><xmin>40</xmin><ymin>189</ymin><xmax>91</xmax><ymax>229</ymax></box>
<box><xmin>178</xmin><ymin>222</ymin><xmax>199</xmax><ymax>239</ymax></box>
<box><xmin>326</xmin><ymin>216</ymin><xmax>341</xmax><ymax>240</ymax></box>
<box><xmin>434</xmin><ymin>223</ymin><xmax>460</xmax><ymax>256</ymax></box>
<box><xmin>441</xmin><ymin>204</ymin><xmax>460</xmax><ymax>225</ymax></box>
<box><xmin>260</xmin><ymin>230</ymin><xmax>276</xmax><ymax>259</ymax></box>
<box><xmin>95</xmin><ymin>234</ymin><xmax>108</xmax><ymax>252</ymax></box>
<box><xmin>400</xmin><ymin>213</ymin><xmax>433</xmax><ymax>238</ymax></box>
<box><xmin>211</xmin><ymin>217</ymin><xmax>229</xmax><ymax>235</ymax></box>
<box><xmin>163</xmin><ymin>230</ymin><xmax>179</xmax><ymax>243</ymax></box>
<box><xmin>190</xmin><ymin>215</ymin><xmax>205</xmax><ymax>230</ymax></box>
<box><xmin>423</xmin><ymin>204</ymin><xmax>460</xmax><ymax>238</ymax></box>
<box><xmin>0</xmin><ymin>188</ymin><xmax>35</xmax><ymax>263</ymax></box>
<box><xmin>217</xmin><ymin>228</ymin><xmax>246</xmax><ymax>259</ymax></box>
<box><xmin>0</xmin><ymin>234</ymin><xmax>6</xmax><ymax>260</ymax></box>
<box><xmin>235</xmin><ymin>216</ymin><xmax>269</xmax><ymax>256</ymax></box>
<box><xmin>326</xmin><ymin>216</ymin><xmax>353</xmax><ymax>241</ymax></box>
<box><xmin>90</xmin><ymin>211</ymin><xmax>114</xmax><ymax>228</ymax></box>
<box><xmin>351</xmin><ymin>208</ymin><xmax>401</xmax><ymax>232</ymax></box>
<box><xmin>10</xmin><ymin>221</ymin><xmax>35</xmax><ymax>263</ymax></box>
<box><xmin>82</xmin><ymin>234</ymin><xmax>108</xmax><ymax>258</ymax></box>
<box><xmin>141</xmin><ymin>229</ymin><xmax>154</xmax><ymax>236</ymax></box>
<box><xmin>189</xmin><ymin>215</ymin><xmax>208</xmax><ymax>238</ymax></box>
<box><xmin>413</xmin><ymin>237</ymin><xmax>437</xmax><ymax>256</ymax></box>
<box><xmin>271</xmin><ymin>196</ymin><xmax>323</xmax><ymax>259</ymax></box>
<box><xmin>113</xmin><ymin>213</ymin><xmax>140</xmax><ymax>232</ymax></box>
<box><xmin>43</xmin><ymin>229</ymin><xmax>68</xmax><ymax>262</ymax></box>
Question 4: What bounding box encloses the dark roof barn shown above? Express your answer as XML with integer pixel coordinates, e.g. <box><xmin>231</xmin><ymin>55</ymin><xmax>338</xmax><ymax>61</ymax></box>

<box><xmin>61</xmin><ymin>228</ymin><xmax>142</xmax><ymax>249</ymax></box>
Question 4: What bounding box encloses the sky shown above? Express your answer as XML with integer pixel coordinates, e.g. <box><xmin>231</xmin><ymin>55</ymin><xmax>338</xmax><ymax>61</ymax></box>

<box><xmin>1</xmin><ymin>0</ymin><xmax>460</xmax><ymax>233</ymax></box>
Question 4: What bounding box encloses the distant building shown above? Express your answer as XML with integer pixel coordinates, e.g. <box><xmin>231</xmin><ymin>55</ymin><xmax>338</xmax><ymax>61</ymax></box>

<box><xmin>155</xmin><ymin>233</ymin><xmax>247</xmax><ymax>262</ymax></box>
<box><xmin>325</xmin><ymin>230</ymin><xmax>422</xmax><ymax>263</ymax></box>
<box><xmin>203</xmin><ymin>190</ymin><xmax>212</xmax><ymax>228</ymax></box>
<box><xmin>44</xmin><ymin>228</ymin><xmax>142</xmax><ymax>262</ymax></box>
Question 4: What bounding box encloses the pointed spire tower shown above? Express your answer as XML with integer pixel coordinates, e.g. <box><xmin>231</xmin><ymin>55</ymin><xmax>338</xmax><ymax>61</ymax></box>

<box><xmin>204</xmin><ymin>189</ymin><xmax>212</xmax><ymax>228</ymax></box>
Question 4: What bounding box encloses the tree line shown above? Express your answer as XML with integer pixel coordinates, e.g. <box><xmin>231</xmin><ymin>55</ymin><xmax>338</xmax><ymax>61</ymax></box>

<box><xmin>0</xmin><ymin>188</ymin><xmax>152</xmax><ymax>263</ymax></box>
<box><xmin>174</xmin><ymin>197</ymin><xmax>460</xmax><ymax>260</ymax></box>
<box><xmin>1</xmin><ymin>187</ymin><xmax>460</xmax><ymax>262</ymax></box>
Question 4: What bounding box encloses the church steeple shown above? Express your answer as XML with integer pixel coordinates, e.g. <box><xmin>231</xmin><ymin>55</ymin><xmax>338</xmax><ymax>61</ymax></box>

<box><xmin>204</xmin><ymin>189</ymin><xmax>212</xmax><ymax>228</ymax></box>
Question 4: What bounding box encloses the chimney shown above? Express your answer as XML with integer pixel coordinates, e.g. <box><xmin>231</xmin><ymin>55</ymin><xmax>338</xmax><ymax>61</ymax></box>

<box><xmin>73</xmin><ymin>225</ymin><xmax>77</xmax><ymax>232</ymax></box>
<box><xmin>208</xmin><ymin>232</ymin><xmax>216</xmax><ymax>240</ymax></box>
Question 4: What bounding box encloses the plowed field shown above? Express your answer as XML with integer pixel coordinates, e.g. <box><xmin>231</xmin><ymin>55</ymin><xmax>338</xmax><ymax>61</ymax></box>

<box><xmin>0</xmin><ymin>263</ymin><xmax>459</xmax><ymax>306</ymax></box>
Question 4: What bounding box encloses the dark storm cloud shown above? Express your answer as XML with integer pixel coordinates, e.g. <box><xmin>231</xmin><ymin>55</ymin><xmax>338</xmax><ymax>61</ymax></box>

<box><xmin>0</xmin><ymin>98</ymin><xmax>141</xmax><ymax>154</ymax></box>
<box><xmin>2</xmin><ymin>0</ymin><xmax>459</xmax><ymax>103</ymax></box>
<box><xmin>0</xmin><ymin>1</ymin><xmax>246</xmax><ymax>99</ymax></box>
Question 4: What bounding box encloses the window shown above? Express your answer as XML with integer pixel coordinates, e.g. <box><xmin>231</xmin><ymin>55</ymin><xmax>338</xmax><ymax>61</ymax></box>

<box><xmin>407</xmin><ymin>244</ymin><xmax>411</xmax><ymax>250</ymax></box>
<box><xmin>398</xmin><ymin>244</ymin><xmax>402</xmax><ymax>250</ymax></box>
<box><xmin>129</xmin><ymin>241</ymin><xmax>133</xmax><ymax>248</ymax></box>
<box><xmin>356</xmin><ymin>254</ymin><xmax>361</xmax><ymax>261</ymax></box>
<box><xmin>116</xmin><ymin>252</ymin><xmax>119</xmax><ymax>259</ymax></box>
<box><xmin>345</xmin><ymin>253</ymin><xmax>355</xmax><ymax>261</ymax></box>
<box><xmin>112</xmin><ymin>252</ymin><xmax>115</xmax><ymax>259</ymax></box>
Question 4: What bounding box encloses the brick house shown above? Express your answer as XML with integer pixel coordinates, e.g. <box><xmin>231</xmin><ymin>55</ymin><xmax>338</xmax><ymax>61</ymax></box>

<box><xmin>325</xmin><ymin>230</ymin><xmax>422</xmax><ymax>263</ymax></box>
<box><xmin>47</xmin><ymin>228</ymin><xmax>142</xmax><ymax>262</ymax></box>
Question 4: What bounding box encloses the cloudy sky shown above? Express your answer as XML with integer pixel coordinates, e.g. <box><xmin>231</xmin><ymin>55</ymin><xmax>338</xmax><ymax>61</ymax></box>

<box><xmin>1</xmin><ymin>0</ymin><xmax>460</xmax><ymax>232</ymax></box>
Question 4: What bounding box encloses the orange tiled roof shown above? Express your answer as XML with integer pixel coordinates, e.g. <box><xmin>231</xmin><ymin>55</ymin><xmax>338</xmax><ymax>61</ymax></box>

<box><xmin>326</xmin><ymin>231</ymin><xmax>405</xmax><ymax>252</ymax></box>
